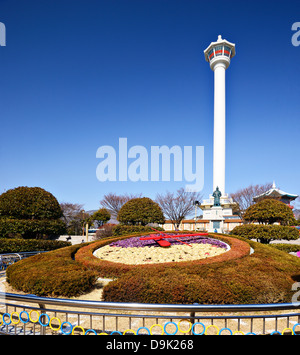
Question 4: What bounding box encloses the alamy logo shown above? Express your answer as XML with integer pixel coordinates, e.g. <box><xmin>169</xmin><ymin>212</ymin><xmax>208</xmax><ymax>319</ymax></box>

<box><xmin>292</xmin><ymin>22</ymin><xmax>300</xmax><ymax>47</ymax></box>
<box><xmin>96</xmin><ymin>138</ymin><xmax>204</xmax><ymax>192</ymax></box>
<box><xmin>0</xmin><ymin>22</ymin><xmax>6</xmax><ymax>46</ymax></box>
<box><xmin>292</xmin><ymin>282</ymin><xmax>300</xmax><ymax>305</ymax></box>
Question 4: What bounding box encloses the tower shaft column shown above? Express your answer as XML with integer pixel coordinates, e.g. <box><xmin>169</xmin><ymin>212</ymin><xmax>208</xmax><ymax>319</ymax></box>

<box><xmin>202</xmin><ymin>35</ymin><xmax>236</xmax><ymax>233</ymax></box>
<box><xmin>213</xmin><ymin>63</ymin><xmax>226</xmax><ymax>195</ymax></box>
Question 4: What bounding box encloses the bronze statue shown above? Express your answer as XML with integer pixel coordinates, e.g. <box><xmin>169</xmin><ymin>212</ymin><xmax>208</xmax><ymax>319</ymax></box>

<box><xmin>213</xmin><ymin>187</ymin><xmax>222</xmax><ymax>206</ymax></box>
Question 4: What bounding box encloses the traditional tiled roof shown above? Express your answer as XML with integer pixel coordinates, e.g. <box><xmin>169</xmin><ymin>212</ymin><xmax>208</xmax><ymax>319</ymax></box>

<box><xmin>253</xmin><ymin>182</ymin><xmax>298</xmax><ymax>202</ymax></box>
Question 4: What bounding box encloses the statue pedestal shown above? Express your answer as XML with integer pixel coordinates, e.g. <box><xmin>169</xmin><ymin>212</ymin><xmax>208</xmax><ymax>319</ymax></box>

<box><xmin>208</xmin><ymin>206</ymin><xmax>224</xmax><ymax>233</ymax></box>
<box><xmin>200</xmin><ymin>194</ymin><xmax>237</xmax><ymax>233</ymax></box>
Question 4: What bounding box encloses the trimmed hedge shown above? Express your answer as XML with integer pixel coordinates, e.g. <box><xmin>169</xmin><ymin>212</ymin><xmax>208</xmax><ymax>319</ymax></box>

<box><xmin>0</xmin><ymin>238</ymin><xmax>71</xmax><ymax>254</ymax></box>
<box><xmin>6</xmin><ymin>244</ymin><xmax>98</xmax><ymax>297</ymax></box>
<box><xmin>269</xmin><ymin>243</ymin><xmax>300</xmax><ymax>253</ymax></box>
<box><xmin>230</xmin><ymin>224</ymin><xmax>299</xmax><ymax>244</ymax></box>
<box><xmin>0</xmin><ymin>218</ymin><xmax>67</xmax><ymax>239</ymax></box>
<box><xmin>102</xmin><ymin>239</ymin><xmax>300</xmax><ymax>304</ymax></box>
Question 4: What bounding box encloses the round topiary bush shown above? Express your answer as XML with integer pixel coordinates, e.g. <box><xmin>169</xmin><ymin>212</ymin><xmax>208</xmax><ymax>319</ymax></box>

<box><xmin>243</xmin><ymin>198</ymin><xmax>296</xmax><ymax>225</ymax></box>
<box><xmin>117</xmin><ymin>197</ymin><xmax>165</xmax><ymax>226</ymax></box>
<box><xmin>90</xmin><ymin>208</ymin><xmax>111</xmax><ymax>227</ymax></box>
<box><xmin>0</xmin><ymin>186</ymin><xmax>66</xmax><ymax>238</ymax></box>
<box><xmin>0</xmin><ymin>186</ymin><xmax>63</xmax><ymax>220</ymax></box>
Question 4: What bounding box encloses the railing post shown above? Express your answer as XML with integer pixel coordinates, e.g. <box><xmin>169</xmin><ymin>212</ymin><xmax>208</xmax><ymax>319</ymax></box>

<box><xmin>189</xmin><ymin>303</ymin><xmax>198</xmax><ymax>335</ymax></box>
<box><xmin>38</xmin><ymin>303</ymin><xmax>46</xmax><ymax>335</ymax></box>
<box><xmin>189</xmin><ymin>311</ymin><xmax>196</xmax><ymax>335</ymax></box>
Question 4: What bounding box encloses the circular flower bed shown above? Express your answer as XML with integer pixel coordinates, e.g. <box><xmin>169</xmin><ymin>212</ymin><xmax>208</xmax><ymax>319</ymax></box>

<box><xmin>6</xmin><ymin>232</ymin><xmax>300</xmax><ymax>304</ymax></box>
<box><xmin>75</xmin><ymin>233</ymin><xmax>250</xmax><ymax>279</ymax></box>
<box><xmin>93</xmin><ymin>235</ymin><xmax>230</xmax><ymax>264</ymax></box>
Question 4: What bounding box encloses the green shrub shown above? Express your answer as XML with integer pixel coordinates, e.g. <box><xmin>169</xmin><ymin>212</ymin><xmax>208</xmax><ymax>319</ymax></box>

<box><xmin>230</xmin><ymin>224</ymin><xmax>299</xmax><ymax>244</ymax></box>
<box><xmin>0</xmin><ymin>238</ymin><xmax>70</xmax><ymax>253</ymax></box>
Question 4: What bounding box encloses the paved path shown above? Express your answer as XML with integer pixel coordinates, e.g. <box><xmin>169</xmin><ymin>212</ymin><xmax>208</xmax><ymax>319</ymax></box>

<box><xmin>0</xmin><ymin>271</ymin><xmax>6</xmax><ymax>292</ymax></box>
<box><xmin>271</xmin><ymin>238</ymin><xmax>300</xmax><ymax>245</ymax></box>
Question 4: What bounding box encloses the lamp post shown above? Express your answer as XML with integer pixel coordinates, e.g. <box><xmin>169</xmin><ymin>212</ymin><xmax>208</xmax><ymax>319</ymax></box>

<box><xmin>194</xmin><ymin>200</ymin><xmax>200</xmax><ymax>231</ymax></box>
<box><xmin>86</xmin><ymin>223</ymin><xmax>89</xmax><ymax>243</ymax></box>
<box><xmin>81</xmin><ymin>210</ymin><xmax>85</xmax><ymax>236</ymax></box>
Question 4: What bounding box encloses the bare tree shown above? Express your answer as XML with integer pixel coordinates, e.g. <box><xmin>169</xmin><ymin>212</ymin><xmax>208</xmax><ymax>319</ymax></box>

<box><xmin>100</xmin><ymin>193</ymin><xmax>142</xmax><ymax>218</ymax></box>
<box><xmin>60</xmin><ymin>202</ymin><xmax>88</xmax><ymax>235</ymax></box>
<box><xmin>60</xmin><ymin>203</ymin><xmax>83</xmax><ymax>224</ymax></box>
<box><xmin>156</xmin><ymin>188</ymin><xmax>203</xmax><ymax>229</ymax></box>
<box><xmin>229</xmin><ymin>182</ymin><xmax>273</xmax><ymax>216</ymax></box>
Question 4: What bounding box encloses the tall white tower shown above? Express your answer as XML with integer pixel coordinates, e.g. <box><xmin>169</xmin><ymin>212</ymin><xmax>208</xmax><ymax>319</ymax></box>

<box><xmin>200</xmin><ymin>35</ymin><xmax>236</xmax><ymax>233</ymax></box>
<box><xmin>204</xmin><ymin>35</ymin><xmax>236</xmax><ymax>195</ymax></box>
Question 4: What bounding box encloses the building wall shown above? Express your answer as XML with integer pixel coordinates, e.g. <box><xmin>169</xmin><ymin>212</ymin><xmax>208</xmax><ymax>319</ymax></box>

<box><xmin>163</xmin><ymin>218</ymin><xmax>243</xmax><ymax>233</ymax></box>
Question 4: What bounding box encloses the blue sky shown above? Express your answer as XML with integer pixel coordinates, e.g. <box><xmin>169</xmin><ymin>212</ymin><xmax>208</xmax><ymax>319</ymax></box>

<box><xmin>0</xmin><ymin>0</ymin><xmax>299</xmax><ymax>211</ymax></box>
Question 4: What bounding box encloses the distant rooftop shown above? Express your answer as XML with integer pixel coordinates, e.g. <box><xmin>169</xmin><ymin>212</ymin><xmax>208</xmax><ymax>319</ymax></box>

<box><xmin>253</xmin><ymin>181</ymin><xmax>298</xmax><ymax>202</ymax></box>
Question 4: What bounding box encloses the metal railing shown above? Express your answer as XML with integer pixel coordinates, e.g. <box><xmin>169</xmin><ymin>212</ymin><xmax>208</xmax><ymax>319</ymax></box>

<box><xmin>0</xmin><ymin>251</ymin><xmax>46</xmax><ymax>271</ymax></box>
<box><xmin>1</xmin><ymin>252</ymin><xmax>300</xmax><ymax>335</ymax></box>
<box><xmin>1</xmin><ymin>291</ymin><xmax>300</xmax><ymax>335</ymax></box>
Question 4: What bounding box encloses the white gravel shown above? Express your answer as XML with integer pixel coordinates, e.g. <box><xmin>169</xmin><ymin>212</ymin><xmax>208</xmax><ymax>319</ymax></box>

<box><xmin>93</xmin><ymin>243</ymin><xmax>228</xmax><ymax>265</ymax></box>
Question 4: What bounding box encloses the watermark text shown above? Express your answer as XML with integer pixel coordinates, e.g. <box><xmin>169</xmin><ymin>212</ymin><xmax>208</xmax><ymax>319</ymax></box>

<box><xmin>96</xmin><ymin>138</ymin><xmax>204</xmax><ymax>192</ymax></box>
<box><xmin>0</xmin><ymin>22</ymin><xmax>6</xmax><ymax>46</ymax></box>
<box><xmin>292</xmin><ymin>22</ymin><xmax>300</xmax><ymax>47</ymax></box>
